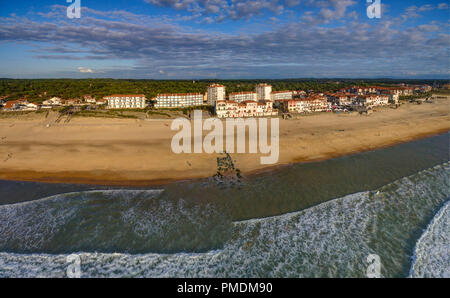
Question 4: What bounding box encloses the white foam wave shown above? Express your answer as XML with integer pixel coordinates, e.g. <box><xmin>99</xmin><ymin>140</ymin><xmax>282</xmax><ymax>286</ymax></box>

<box><xmin>0</xmin><ymin>163</ymin><xmax>448</xmax><ymax>277</ymax></box>
<box><xmin>409</xmin><ymin>201</ymin><xmax>449</xmax><ymax>278</ymax></box>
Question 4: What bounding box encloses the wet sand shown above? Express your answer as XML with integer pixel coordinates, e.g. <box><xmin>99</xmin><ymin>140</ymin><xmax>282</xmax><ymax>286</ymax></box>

<box><xmin>0</xmin><ymin>98</ymin><xmax>448</xmax><ymax>185</ymax></box>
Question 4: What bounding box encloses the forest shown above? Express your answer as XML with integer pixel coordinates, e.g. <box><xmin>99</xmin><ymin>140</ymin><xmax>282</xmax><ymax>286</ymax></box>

<box><xmin>0</xmin><ymin>78</ymin><xmax>445</xmax><ymax>102</ymax></box>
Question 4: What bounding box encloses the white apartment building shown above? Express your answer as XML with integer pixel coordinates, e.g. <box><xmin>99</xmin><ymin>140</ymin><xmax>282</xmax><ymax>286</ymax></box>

<box><xmin>354</xmin><ymin>94</ymin><xmax>389</xmax><ymax>107</ymax></box>
<box><xmin>207</xmin><ymin>84</ymin><xmax>225</xmax><ymax>105</ymax></box>
<box><xmin>215</xmin><ymin>100</ymin><xmax>277</xmax><ymax>118</ymax></box>
<box><xmin>105</xmin><ymin>94</ymin><xmax>146</xmax><ymax>109</ymax></box>
<box><xmin>270</xmin><ymin>91</ymin><xmax>293</xmax><ymax>101</ymax></box>
<box><xmin>154</xmin><ymin>93</ymin><xmax>203</xmax><ymax>108</ymax></box>
<box><xmin>281</xmin><ymin>96</ymin><xmax>329</xmax><ymax>113</ymax></box>
<box><xmin>229</xmin><ymin>91</ymin><xmax>257</xmax><ymax>103</ymax></box>
<box><xmin>216</xmin><ymin>100</ymin><xmax>239</xmax><ymax>118</ymax></box>
<box><xmin>278</xmin><ymin>100</ymin><xmax>311</xmax><ymax>113</ymax></box>
<box><xmin>255</xmin><ymin>83</ymin><xmax>272</xmax><ymax>101</ymax></box>
<box><xmin>326</xmin><ymin>93</ymin><xmax>355</xmax><ymax>107</ymax></box>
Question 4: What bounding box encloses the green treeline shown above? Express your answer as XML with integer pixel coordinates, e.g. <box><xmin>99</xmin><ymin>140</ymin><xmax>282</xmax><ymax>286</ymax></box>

<box><xmin>0</xmin><ymin>78</ymin><xmax>444</xmax><ymax>102</ymax></box>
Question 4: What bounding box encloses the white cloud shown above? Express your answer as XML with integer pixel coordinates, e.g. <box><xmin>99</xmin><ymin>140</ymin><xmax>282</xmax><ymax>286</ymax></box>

<box><xmin>438</xmin><ymin>3</ymin><xmax>449</xmax><ymax>10</ymax></box>
<box><xmin>78</xmin><ymin>67</ymin><xmax>94</xmax><ymax>73</ymax></box>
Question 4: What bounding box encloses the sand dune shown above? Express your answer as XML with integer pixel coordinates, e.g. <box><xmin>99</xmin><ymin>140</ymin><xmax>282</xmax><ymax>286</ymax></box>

<box><xmin>0</xmin><ymin>98</ymin><xmax>448</xmax><ymax>185</ymax></box>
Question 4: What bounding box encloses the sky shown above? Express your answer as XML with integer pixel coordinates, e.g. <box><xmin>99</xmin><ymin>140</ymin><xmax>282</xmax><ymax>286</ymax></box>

<box><xmin>0</xmin><ymin>0</ymin><xmax>449</xmax><ymax>79</ymax></box>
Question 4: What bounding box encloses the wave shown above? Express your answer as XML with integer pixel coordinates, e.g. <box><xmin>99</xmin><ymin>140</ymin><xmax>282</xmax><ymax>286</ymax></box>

<box><xmin>0</xmin><ymin>163</ymin><xmax>448</xmax><ymax>277</ymax></box>
<box><xmin>0</xmin><ymin>189</ymin><xmax>232</xmax><ymax>254</ymax></box>
<box><xmin>409</xmin><ymin>201</ymin><xmax>449</xmax><ymax>278</ymax></box>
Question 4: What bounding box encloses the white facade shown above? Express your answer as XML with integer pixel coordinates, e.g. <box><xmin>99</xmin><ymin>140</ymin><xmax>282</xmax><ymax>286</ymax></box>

<box><xmin>229</xmin><ymin>92</ymin><xmax>257</xmax><ymax>103</ymax></box>
<box><xmin>271</xmin><ymin>91</ymin><xmax>293</xmax><ymax>101</ymax></box>
<box><xmin>355</xmin><ymin>95</ymin><xmax>389</xmax><ymax>107</ymax></box>
<box><xmin>255</xmin><ymin>84</ymin><xmax>272</xmax><ymax>101</ymax></box>
<box><xmin>207</xmin><ymin>84</ymin><xmax>225</xmax><ymax>105</ymax></box>
<box><xmin>105</xmin><ymin>94</ymin><xmax>146</xmax><ymax>109</ymax></box>
<box><xmin>155</xmin><ymin>93</ymin><xmax>203</xmax><ymax>108</ymax></box>
<box><xmin>216</xmin><ymin>100</ymin><xmax>277</xmax><ymax>118</ymax></box>
<box><xmin>43</xmin><ymin>97</ymin><xmax>62</xmax><ymax>106</ymax></box>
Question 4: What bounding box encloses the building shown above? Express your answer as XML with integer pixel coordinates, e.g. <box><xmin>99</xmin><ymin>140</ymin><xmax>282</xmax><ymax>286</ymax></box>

<box><xmin>215</xmin><ymin>100</ymin><xmax>277</xmax><ymax>118</ymax></box>
<box><xmin>63</xmin><ymin>99</ymin><xmax>82</xmax><ymax>106</ymax></box>
<box><xmin>325</xmin><ymin>93</ymin><xmax>355</xmax><ymax>107</ymax></box>
<box><xmin>104</xmin><ymin>94</ymin><xmax>146</xmax><ymax>109</ymax></box>
<box><xmin>154</xmin><ymin>93</ymin><xmax>203</xmax><ymax>108</ymax></box>
<box><xmin>271</xmin><ymin>91</ymin><xmax>293</xmax><ymax>101</ymax></box>
<box><xmin>216</xmin><ymin>100</ymin><xmax>239</xmax><ymax>118</ymax></box>
<box><xmin>354</xmin><ymin>94</ymin><xmax>389</xmax><ymax>107</ymax></box>
<box><xmin>96</xmin><ymin>98</ymin><xmax>107</xmax><ymax>105</ymax></box>
<box><xmin>292</xmin><ymin>90</ymin><xmax>307</xmax><ymax>98</ymax></box>
<box><xmin>277</xmin><ymin>99</ymin><xmax>311</xmax><ymax>113</ymax></box>
<box><xmin>2</xmin><ymin>100</ymin><xmax>38</xmax><ymax>111</ymax></box>
<box><xmin>228</xmin><ymin>91</ymin><xmax>257</xmax><ymax>103</ymax></box>
<box><xmin>3</xmin><ymin>100</ymin><xmax>23</xmax><ymax>110</ymax></box>
<box><xmin>255</xmin><ymin>83</ymin><xmax>272</xmax><ymax>101</ymax></box>
<box><xmin>305</xmin><ymin>95</ymin><xmax>330</xmax><ymax>112</ymax></box>
<box><xmin>43</xmin><ymin>97</ymin><xmax>62</xmax><ymax>106</ymax></box>
<box><xmin>207</xmin><ymin>84</ymin><xmax>225</xmax><ymax>105</ymax></box>
<box><xmin>84</xmin><ymin>95</ymin><xmax>96</xmax><ymax>103</ymax></box>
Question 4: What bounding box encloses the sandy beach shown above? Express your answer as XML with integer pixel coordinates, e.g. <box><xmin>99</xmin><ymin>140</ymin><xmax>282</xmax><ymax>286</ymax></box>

<box><xmin>0</xmin><ymin>98</ymin><xmax>448</xmax><ymax>185</ymax></box>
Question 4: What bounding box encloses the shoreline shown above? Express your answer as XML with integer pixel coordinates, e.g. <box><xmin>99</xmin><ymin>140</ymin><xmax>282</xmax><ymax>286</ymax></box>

<box><xmin>0</xmin><ymin>99</ymin><xmax>448</xmax><ymax>186</ymax></box>
<box><xmin>0</xmin><ymin>128</ymin><xmax>447</xmax><ymax>187</ymax></box>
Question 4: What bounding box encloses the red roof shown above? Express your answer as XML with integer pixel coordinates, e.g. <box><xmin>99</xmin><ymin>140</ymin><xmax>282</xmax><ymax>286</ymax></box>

<box><xmin>3</xmin><ymin>100</ymin><xmax>24</xmax><ymax>109</ymax></box>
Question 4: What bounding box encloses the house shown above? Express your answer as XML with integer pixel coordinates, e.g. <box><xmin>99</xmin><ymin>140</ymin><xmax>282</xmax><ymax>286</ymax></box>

<box><xmin>95</xmin><ymin>98</ymin><xmax>107</xmax><ymax>105</ymax></box>
<box><xmin>2</xmin><ymin>100</ymin><xmax>38</xmax><ymax>111</ymax></box>
<box><xmin>3</xmin><ymin>100</ymin><xmax>24</xmax><ymax>110</ymax></box>
<box><xmin>43</xmin><ymin>97</ymin><xmax>62</xmax><ymax>106</ymax></box>
<box><xmin>84</xmin><ymin>95</ymin><xmax>96</xmax><ymax>103</ymax></box>
<box><xmin>63</xmin><ymin>99</ymin><xmax>82</xmax><ymax>106</ymax></box>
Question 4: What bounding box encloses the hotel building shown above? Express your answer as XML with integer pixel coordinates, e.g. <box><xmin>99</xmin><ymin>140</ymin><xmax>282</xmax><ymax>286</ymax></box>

<box><xmin>354</xmin><ymin>94</ymin><xmax>389</xmax><ymax>107</ymax></box>
<box><xmin>154</xmin><ymin>93</ymin><xmax>203</xmax><ymax>108</ymax></box>
<box><xmin>278</xmin><ymin>95</ymin><xmax>330</xmax><ymax>113</ymax></box>
<box><xmin>215</xmin><ymin>100</ymin><xmax>277</xmax><ymax>118</ymax></box>
<box><xmin>229</xmin><ymin>91</ymin><xmax>257</xmax><ymax>103</ymax></box>
<box><xmin>207</xmin><ymin>84</ymin><xmax>226</xmax><ymax>105</ymax></box>
<box><xmin>255</xmin><ymin>83</ymin><xmax>272</xmax><ymax>101</ymax></box>
<box><xmin>271</xmin><ymin>91</ymin><xmax>293</xmax><ymax>101</ymax></box>
<box><xmin>105</xmin><ymin>94</ymin><xmax>147</xmax><ymax>109</ymax></box>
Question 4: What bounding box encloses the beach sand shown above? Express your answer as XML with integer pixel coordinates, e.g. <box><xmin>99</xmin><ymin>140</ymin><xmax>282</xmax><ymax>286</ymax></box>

<box><xmin>0</xmin><ymin>98</ymin><xmax>448</xmax><ymax>185</ymax></box>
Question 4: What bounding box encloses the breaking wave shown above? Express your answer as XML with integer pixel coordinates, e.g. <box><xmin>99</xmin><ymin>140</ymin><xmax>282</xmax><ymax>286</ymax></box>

<box><xmin>409</xmin><ymin>201</ymin><xmax>449</xmax><ymax>278</ymax></box>
<box><xmin>0</xmin><ymin>163</ymin><xmax>448</xmax><ymax>277</ymax></box>
<box><xmin>0</xmin><ymin>190</ymin><xmax>232</xmax><ymax>254</ymax></box>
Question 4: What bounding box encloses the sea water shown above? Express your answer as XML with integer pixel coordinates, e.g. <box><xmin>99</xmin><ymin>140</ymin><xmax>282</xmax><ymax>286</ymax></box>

<box><xmin>0</xmin><ymin>133</ymin><xmax>448</xmax><ymax>277</ymax></box>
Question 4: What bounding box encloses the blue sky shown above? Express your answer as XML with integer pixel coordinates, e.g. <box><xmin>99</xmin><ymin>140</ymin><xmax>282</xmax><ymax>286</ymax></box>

<box><xmin>0</xmin><ymin>0</ymin><xmax>449</xmax><ymax>79</ymax></box>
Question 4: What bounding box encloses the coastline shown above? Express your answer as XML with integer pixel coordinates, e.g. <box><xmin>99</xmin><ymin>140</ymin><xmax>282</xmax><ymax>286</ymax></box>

<box><xmin>0</xmin><ymin>98</ymin><xmax>448</xmax><ymax>186</ymax></box>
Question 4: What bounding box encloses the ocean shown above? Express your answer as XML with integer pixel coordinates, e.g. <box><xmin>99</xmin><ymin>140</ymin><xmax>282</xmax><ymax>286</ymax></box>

<box><xmin>0</xmin><ymin>133</ymin><xmax>448</xmax><ymax>277</ymax></box>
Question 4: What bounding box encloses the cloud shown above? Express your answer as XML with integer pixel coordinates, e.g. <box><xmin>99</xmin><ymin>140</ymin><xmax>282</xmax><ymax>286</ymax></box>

<box><xmin>0</xmin><ymin>4</ymin><xmax>448</xmax><ymax>78</ymax></box>
<box><xmin>438</xmin><ymin>3</ymin><xmax>449</xmax><ymax>10</ymax></box>
<box><xmin>144</xmin><ymin>0</ymin><xmax>357</xmax><ymax>23</ymax></box>
<box><xmin>78</xmin><ymin>67</ymin><xmax>94</xmax><ymax>73</ymax></box>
